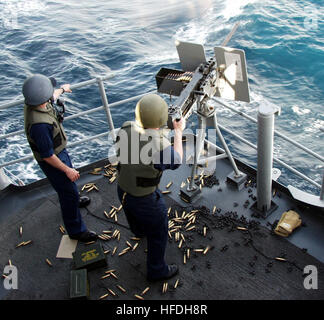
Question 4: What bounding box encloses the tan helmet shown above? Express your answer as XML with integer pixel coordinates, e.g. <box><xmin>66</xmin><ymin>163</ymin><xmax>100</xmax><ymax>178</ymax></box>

<box><xmin>135</xmin><ymin>94</ymin><xmax>168</xmax><ymax>128</ymax></box>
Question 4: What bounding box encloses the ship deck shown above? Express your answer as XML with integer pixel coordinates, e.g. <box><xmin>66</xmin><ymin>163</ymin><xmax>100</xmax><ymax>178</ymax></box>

<box><xmin>0</xmin><ymin>139</ymin><xmax>324</xmax><ymax>301</ymax></box>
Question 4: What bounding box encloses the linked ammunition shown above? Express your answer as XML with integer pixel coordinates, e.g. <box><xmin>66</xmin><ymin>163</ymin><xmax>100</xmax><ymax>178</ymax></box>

<box><xmin>46</xmin><ymin>259</ymin><xmax>52</xmax><ymax>267</ymax></box>
<box><xmin>99</xmin><ymin>293</ymin><xmax>109</xmax><ymax>300</ymax></box>
<box><xmin>116</xmin><ymin>285</ymin><xmax>126</xmax><ymax>293</ymax></box>
<box><xmin>134</xmin><ymin>294</ymin><xmax>144</xmax><ymax>300</ymax></box>
<box><xmin>141</xmin><ymin>287</ymin><xmax>150</xmax><ymax>295</ymax></box>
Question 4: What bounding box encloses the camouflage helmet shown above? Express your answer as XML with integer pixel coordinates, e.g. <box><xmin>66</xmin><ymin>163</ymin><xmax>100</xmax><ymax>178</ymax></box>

<box><xmin>22</xmin><ymin>74</ymin><xmax>55</xmax><ymax>106</ymax></box>
<box><xmin>135</xmin><ymin>94</ymin><xmax>168</xmax><ymax>128</ymax></box>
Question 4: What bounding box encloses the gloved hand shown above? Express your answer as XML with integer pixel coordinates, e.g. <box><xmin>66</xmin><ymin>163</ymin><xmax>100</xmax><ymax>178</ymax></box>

<box><xmin>274</xmin><ymin>210</ymin><xmax>302</xmax><ymax>237</ymax></box>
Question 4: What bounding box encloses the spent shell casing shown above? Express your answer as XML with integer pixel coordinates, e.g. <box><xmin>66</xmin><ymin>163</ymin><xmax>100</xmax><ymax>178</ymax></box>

<box><xmin>104</xmin><ymin>250</ymin><xmax>110</xmax><ymax>254</ymax></box>
<box><xmin>237</xmin><ymin>227</ymin><xmax>248</xmax><ymax>231</ymax></box>
<box><xmin>8</xmin><ymin>259</ymin><xmax>12</xmax><ymax>266</ymax></box>
<box><xmin>117</xmin><ymin>205</ymin><xmax>123</xmax><ymax>211</ymax></box>
<box><xmin>110</xmin><ymin>272</ymin><xmax>118</xmax><ymax>279</ymax></box>
<box><xmin>85</xmin><ymin>241</ymin><xmax>95</xmax><ymax>245</ymax></box>
<box><xmin>178</xmin><ymin>239</ymin><xmax>183</xmax><ymax>249</ymax></box>
<box><xmin>117</xmin><ymin>232</ymin><xmax>120</xmax><ymax>241</ymax></box>
<box><xmin>130</xmin><ymin>237</ymin><xmax>141</xmax><ymax>241</ymax></box>
<box><xmin>203</xmin><ymin>246</ymin><xmax>210</xmax><ymax>255</ymax></box>
<box><xmin>45</xmin><ymin>259</ymin><xmax>52</xmax><ymax>266</ymax></box>
<box><xmin>167</xmin><ymin>207</ymin><xmax>172</xmax><ymax>215</ymax></box>
<box><xmin>213</xmin><ymin>206</ymin><xmax>217</xmax><ymax>214</ymax></box>
<box><xmin>126</xmin><ymin>241</ymin><xmax>132</xmax><ymax>248</ymax></box>
<box><xmin>108</xmin><ymin>288</ymin><xmax>116</xmax><ymax>296</ymax></box>
<box><xmin>86</xmin><ymin>186</ymin><xmax>94</xmax><ymax>192</ymax></box>
<box><xmin>104</xmin><ymin>211</ymin><xmax>110</xmax><ymax>219</ymax></box>
<box><xmin>180</xmin><ymin>181</ymin><xmax>186</xmax><ymax>188</ymax></box>
<box><xmin>174</xmin><ymin>279</ymin><xmax>179</xmax><ymax>289</ymax></box>
<box><xmin>101</xmin><ymin>274</ymin><xmax>111</xmax><ymax>279</ymax></box>
<box><xmin>180</xmin><ymin>233</ymin><xmax>185</xmax><ymax>242</ymax></box>
<box><xmin>275</xmin><ymin>257</ymin><xmax>287</xmax><ymax>262</ymax></box>
<box><xmin>187</xmin><ymin>248</ymin><xmax>190</xmax><ymax>259</ymax></box>
<box><xmin>162</xmin><ymin>190</ymin><xmax>171</xmax><ymax>194</ymax></box>
<box><xmin>183</xmin><ymin>253</ymin><xmax>186</xmax><ymax>264</ymax></box>
<box><xmin>194</xmin><ymin>249</ymin><xmax>204</xmax><ymax>252</ymax></box>
<box><xmin>186</xmin><ymin>225</ymin><xmax>195</xmax><ymax>231</ymax></box>
<box><xmin>166</xmin><ymin>181</ymin><xmax>173</xmax><ymax>189</ymax></box>
<box><xmin>134</xmin><ymin>294</ymin><xmax>144</xmax><ymax>300</ymax></box>
<box><xmin>203</xmin><ymin>227</ymin><xmax>207</xmax><ymax>237</ymax></box>
<box><xmin>168</xmin><ymin>231</ymin><xmax>172</xmax><ymax>239</ymax></box>
<box><xmin>116</xmin><ymin>285</ymin><xmax>126</xmax><ymax>293</ymax></box>
<box><xmin>99</xmin><ymin>293</ymin><xmax>109</xmax><ymax>300</ymax></box>
<box><xmin>141</xmin><ymin>287</ymin><xmax>150</xmax><ymax>295</ymax></box>
<box><xmin>181</xmin><ymin>197</ymin><xmax>189</xmax><ymax>203</ymax></box>
<box><xmin>102</xmin><ymin>230</ymin><xmax>112</xmax><ymax>234</ymax></box>
<box><xmin>105</xmin><ymin>269</ymin><xmax>116</xmax><ymax>274</ymax></box>
<box><xmin>132</xmin><ymin>243</ymin><xmax>139</xmax><ymax>251</ymax></box>
<box><xmin>19</xmin><ymin>226</ymin><xmax>23</xmax><ymax>236</ymax></box>
<box><xmin>112</xmin><ymin>246</ymin><xmax>117</xmax><ymax>256</ymax></box>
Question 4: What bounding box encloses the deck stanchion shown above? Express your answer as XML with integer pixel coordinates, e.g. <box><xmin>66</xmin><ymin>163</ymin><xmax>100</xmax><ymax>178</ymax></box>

<box><xmin>256</xmin><ymin>103</ymin><xmax>280</xmax><ymax>216</ymax></box>
<box><xmin>97</xmin><ymin>77</ymin><xmax>116</xmax><ymax>142</ymax></box>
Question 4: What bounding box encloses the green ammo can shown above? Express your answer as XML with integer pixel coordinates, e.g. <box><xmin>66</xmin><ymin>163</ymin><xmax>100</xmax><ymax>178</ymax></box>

<box><xmin>70</xmin><ymin>269</ymin><xmax>89</xmax><ymax>300</ymax></box>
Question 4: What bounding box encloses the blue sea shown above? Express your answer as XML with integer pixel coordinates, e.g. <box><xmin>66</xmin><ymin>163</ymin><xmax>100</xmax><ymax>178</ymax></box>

<box><xmin>0</xmin><ymin>0</ymin><xmax>323</xmax><ymax>195</ymax></box>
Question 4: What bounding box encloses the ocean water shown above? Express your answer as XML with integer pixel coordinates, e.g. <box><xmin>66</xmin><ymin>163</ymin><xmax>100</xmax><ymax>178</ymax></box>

<box><xmin>0</xmin><ymin>0</ymin><xmax>323</xmax><ymax>195</ymax></box>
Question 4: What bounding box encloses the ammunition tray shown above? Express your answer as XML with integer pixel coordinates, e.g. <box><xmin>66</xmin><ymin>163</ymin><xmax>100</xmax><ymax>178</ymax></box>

<box><xmin>155</xmin><ymin>68</ymin><xmax>186</xmax><ymax>96</ymax></box>
<box><xmin>72</xmin><ymin>243</ymin><xmax>107</xmax><ymax>271</ymax></box>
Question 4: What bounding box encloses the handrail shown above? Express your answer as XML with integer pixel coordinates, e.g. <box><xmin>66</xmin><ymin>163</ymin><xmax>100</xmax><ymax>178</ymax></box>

<box><xmin>0</xmin><ymin>73</ymin><xmax>155</xmax><ymax>169</ymax></box>
<box><xmin>0</xmin><ymin>74</ymin><xmax>322</xmax><ymax>194</ymax></box>
<box><xmin>212</xmin><ymin>97</ymin><xmax>324</xmax><ymax>163</ymax></box>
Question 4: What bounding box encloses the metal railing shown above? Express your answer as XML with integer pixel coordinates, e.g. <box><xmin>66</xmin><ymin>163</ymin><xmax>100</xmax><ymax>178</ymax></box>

<box><xmin>0</xmin><ymin>74</ymin><xmax>154</xmax><ymax>168</ymax></box>
<box><xmin>0</xmin><ymin>75</ymin><xmax>323</xmax><ymax>197</ymax></box>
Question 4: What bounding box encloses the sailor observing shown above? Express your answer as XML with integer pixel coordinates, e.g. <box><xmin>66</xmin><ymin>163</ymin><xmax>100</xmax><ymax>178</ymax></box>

<box><xmin>22</xmin><ymin>74</ymin><xmax>98</xmax><ymax>242</ymax></box>
<box><xmin>116</xmin><ymin>93</ymin><xmax>185</xmax><ymax>281</ymax></box>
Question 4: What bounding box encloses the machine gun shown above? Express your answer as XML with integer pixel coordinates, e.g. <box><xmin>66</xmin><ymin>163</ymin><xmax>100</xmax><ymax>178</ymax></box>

<box><xmin>155</xmin><ymin>23</ymin><xmax>251</xmax><ymax>202</ymax></box>
<box><xmin>155</xmin><ymin>22</ymin><xmax>250</xmax><ymax>129</ymax></box>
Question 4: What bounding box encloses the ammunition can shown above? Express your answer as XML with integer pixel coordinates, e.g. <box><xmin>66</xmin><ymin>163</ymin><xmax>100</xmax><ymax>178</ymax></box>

<box><xmin>72</xmin><ymin>243</ymin><xmax>107</xmax><ymax>271</ymax></box>
<box><xmin>70</xmin><ymin>269</ymin><xmax>89</xmax><ymax>300</ymax></box>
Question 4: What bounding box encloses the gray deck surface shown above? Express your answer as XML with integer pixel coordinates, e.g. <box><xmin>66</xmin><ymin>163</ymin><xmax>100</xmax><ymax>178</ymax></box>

<box><xmin>0</xmin><ymin>143</ymin><xmax>324</xmax><ymax>301</ymax></box>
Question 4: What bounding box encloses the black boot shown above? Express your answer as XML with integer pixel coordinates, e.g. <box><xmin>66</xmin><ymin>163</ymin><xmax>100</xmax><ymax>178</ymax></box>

<box><xmin>79</xmin><ymin>196</ymin><xmax>91</xmax><ymax>208</ymax></box>
<box><xmin>69</xmin><ymin>230</ymin><xmax>98</xmax><ymax>242</ymax></box>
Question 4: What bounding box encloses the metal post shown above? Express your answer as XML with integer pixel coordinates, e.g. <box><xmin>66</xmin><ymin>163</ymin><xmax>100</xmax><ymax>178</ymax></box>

<box><xmin>320</xmin><ymin>172</ymin><xmax>324</xmax><ymax>200</ymax></box>
<box><xmin>257</xmin><ymin>103</ymin><xmax>280</xmax><ymax>213</ymax></box>
<box><xmin>97</xmin><ymin>77</ymin><xmax>116</xmax><ymax>142</ymax></box>
<box><xmin>213</xmin><ymin>113</ymin><xmax>241</xmax><ymax>177</ymax></box>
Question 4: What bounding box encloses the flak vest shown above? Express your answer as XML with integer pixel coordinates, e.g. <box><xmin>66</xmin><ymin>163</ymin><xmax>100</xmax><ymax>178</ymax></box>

<box><xmin>117</xmin><ymin>121</ymin><xmax>171</xmax><ymax>197</ymax></box>
<box><xmin>24</xmin><ymin>102</ymin><xmax>67</xmax><ymax>162</ymax></box>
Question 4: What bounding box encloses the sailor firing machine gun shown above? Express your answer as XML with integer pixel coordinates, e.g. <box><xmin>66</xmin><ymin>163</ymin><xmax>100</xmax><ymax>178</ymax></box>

<box><xmin>155</xmin><ymin>23</ymin><xmax>251</xmax><ymax>202</ymax></box>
